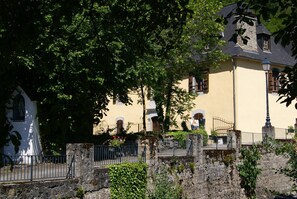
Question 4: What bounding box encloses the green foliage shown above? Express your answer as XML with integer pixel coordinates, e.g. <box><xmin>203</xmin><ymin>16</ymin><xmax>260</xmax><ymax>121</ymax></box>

<box><xmin>232</xmin><ymin>0</ymin><xmax>297</xmax><ymax>109</ymax></box>
<box><xmin>109</xmin><ymin>162</ymin><xmax>148</xmax><ymax>199</ymax></box>
<box><xmin>148</xmin><ymin>168</ymin><xmax>183</xmax><ymax>199</ymax></box>
<box><xmin>262</xmin><ymin>138</ymin><xmax>297</xmax><ymax>190</ymax></box>
<box><xmin>177</xmin><ymin>163</ymin><xmax>185</xmax><ymax>173</ymax></box>
<box><xmin>223</xmin><ymin>154</ymin><xmax>234</xmax><ymax>167</ymax></box>
<box><xmin>167</xmin><ymin>131</ymin><xmax>187</xmax><ymax>144</ymax></box>
<box><xmin>237</xmin><ymin>145</ymin><xmax>261</xmax><ymax>199</ymax></box>
<box><xmin>0</xmin><ymin>0</ymin><xmax>192</xmax><ymax>148</ymax></box>
<box><xmin>152</xmin><ymin>0</ymin><xmax>228</xmax><ymax>132</ymax></box>
<box><xmin>192</xmin><ymin>128</ymin><xmax>208</xmax><ymax>146</ymax></box>
<box><xmin>75</xmin><ymin>186</ymin><xmax>85</xmax><ymax>199</ymax></box>
<box><xmin>109</xmin><ymin>138</ymin><xmax>125</xmax><ymax>147</ymax></box>
<box><xmin>189</xmin><ymin>162</ymin><xmax>195</xmax><ymax>174</ymax></box>
<box><xmin>167</xmin><ymin>129</ymin><xmax>208</xmax><ymax>146</ymax></box>
<box><xmin>211</xmin><ymin>130</ymin><xmax>218</xmax><ymax>136</ymax></box>
<box><xmin>278</xmin><ymin>66</ymin><xmax>297</xmax><ymax>109</ymax></box>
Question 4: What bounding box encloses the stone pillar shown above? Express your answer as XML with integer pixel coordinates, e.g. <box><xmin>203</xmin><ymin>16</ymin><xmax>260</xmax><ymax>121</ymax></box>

<box><xmin>66</xmin><ymin>143</ymin><xmax>94</xmax><ymax>190</ymax></box>
<box><xmin>138</xmin><ymin>138</ymin><xmax>157</xmax><ymax>166</ymax></box>
<box><xmin>187</xmin><ymin>134</ymin><xmax>196</xmax><ymax>157</ymax></box>
<box><xmin>262</xmin><ymin>126</ymin><xmax>275</xmax><ymax>143</ymax></box>
<box><xmin>195</xmin><ymin>134</ymin><xmax>203</xmax><ymax>164</ymax></box>
<box><xmin>235</xmin><ymin>130</ymin><xmax>241</xmax><ymax>159</ymax></box>
<box><xmin>227</xmin><ymin>131</ymin><xmax>236</xmax><ymax>150</ymax></box>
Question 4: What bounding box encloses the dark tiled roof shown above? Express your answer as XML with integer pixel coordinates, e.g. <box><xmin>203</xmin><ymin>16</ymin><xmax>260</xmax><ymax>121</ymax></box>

<box><xmin>219</xmin><ymin>4</ymin><xmax>296</xmax><ymax>66</ymax></box>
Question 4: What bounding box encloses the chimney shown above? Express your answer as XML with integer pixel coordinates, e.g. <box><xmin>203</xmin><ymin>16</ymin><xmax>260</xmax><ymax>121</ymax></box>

<box><xmin>236</xmin><ymin>16</ymin><xmax>258</xmax><ymax>52</ymax></box>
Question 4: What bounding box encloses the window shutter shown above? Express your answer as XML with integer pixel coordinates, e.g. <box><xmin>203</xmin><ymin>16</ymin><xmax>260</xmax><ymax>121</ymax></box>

<box><xmin>189</xmin><ymin>75</ymin><xmax>193</xmax><ymax>93</ymax></box>
<box><xmin>113</xmin><ymin>94</ymin><xmax>117</xmax><ymax>104</ymax></box>
<box><xmin>147</xmin><ymin>87</ymin><xmax>152</xmax><ymax>100</ymax></box>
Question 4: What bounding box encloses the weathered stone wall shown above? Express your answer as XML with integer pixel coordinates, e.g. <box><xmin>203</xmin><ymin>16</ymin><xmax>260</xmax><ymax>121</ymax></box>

<box><xmin>152</xmin><ymin>156</ymin><xmax>246</xmax><ymax>199</ymax></box>
<box><xmin>0</xmin><ymin>141</ymin><xmax>295</xmax><ymax>199</ymax></box>
<box><xmin>0</xmin><ymin>180</ymin><xmax>79</xmax><ymax>199</ymax></box>
<box><xmin>0</xmin><ymin>168</ymin><xmax>110</xmax><ymax>199</ymax></box>
<box><xmin>256</xmin><ymin>152</ymin><xmax>294</xmax><ymax>199</ymax></box>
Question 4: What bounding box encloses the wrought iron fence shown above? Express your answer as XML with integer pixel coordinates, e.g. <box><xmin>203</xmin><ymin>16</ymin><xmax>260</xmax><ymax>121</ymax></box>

<box><xmin>0</xmin><ymin>155</ymin><xmax>75</xmax><ymax>182</ymax></box>
<box><xmin>212</xmin><ymin>117</ymin><xmax>234</xmax><ymax>134</ymax></box>
<box><xmin>157</xmin><ymin>137</ymin><xmax>193</xmax><ymax>156</ymax></box>
<box><xmin>203</xmin><ymin>134</ymin><xmax>235</xmax><ymax>150</ymax></box>
<box><xmin>94</xmin><ymin>144</ymin><xmax>145</xmax><ymax>167</ymax></box>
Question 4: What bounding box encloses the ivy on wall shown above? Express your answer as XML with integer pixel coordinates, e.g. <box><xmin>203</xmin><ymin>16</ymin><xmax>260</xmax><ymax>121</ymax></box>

<box><xmin>237</xmin><ymin>145</ymin><xmax>261</xmax><ymax>199</ymax></box>
<box><xmin>148</xmin><ymin>165</ymin><xmax>183</xmax><ymax>199</ymax></box>
<box><xmin>109</xmin><ymin>162</ymin><xmax>148</xmax><ymax>199</ymax></box>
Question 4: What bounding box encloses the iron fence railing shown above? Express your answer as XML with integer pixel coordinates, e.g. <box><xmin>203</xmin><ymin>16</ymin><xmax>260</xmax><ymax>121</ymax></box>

<box><xmin>241</xmin><ymin>132</ymin><xmax>263</xmax><ymax>145</ymax></box>
<box><xmin>212</xmin><ymin>117</ymin><xmax>234</xmax><ymax>134</ymax></box>
<box><xmin>275</xmin><ymin>128</ymin><xmax>295</xmax><ymax>140</ymax></box>
<box><xmin>157</xmin><ymin>137</ymin><xmax>193</xmax><ymax>156</ymax></box>
<box><xmin>94</xmin><ymin>145</ymin><xmax>145</xmax><ymax>167</ymax></box>
<box><xmin>0</xmin><ymin>155</ymin><xmax>75</xmax><ymax>182</ymax></box>
<box><xmin>203</xmin><ymin>134</ymin><xmax>236</xmax><ymax>150</ymax></box>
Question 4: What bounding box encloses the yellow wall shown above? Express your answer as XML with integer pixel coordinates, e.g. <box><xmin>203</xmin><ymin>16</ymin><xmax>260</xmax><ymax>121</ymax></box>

<box><xmin>97</xmin><ymin>58</ymin><xmax>296</xmax><ymax>137</ymax></box>
<box><xmin>97</xmin><ymin>92</ymin><xmax>156</xmax><ymax>134</ymax></box>
<box><xmin>236</xmin><ymin>58</ymin><xmax>296</xmax><ymax>134</ymax></box>
<box><xmin>180</xmin><ymin>61</ymin><xmax>234</xmax><ymax>133</ymax></box>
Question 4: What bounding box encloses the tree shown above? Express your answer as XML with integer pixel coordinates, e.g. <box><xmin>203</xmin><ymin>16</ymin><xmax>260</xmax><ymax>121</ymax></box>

<box><xmin>0</xmin><ymin>0</ymin><xmax>192</xmax><ymax>150</ymax></box>
<box><xmin>150</xmin><ymin>0</ymin><xmax>227</xmax><ymax>132</ymax></box>
<box><xmin>230</xmin><ymin>0</ymin><xmax>297</xmax><ymax>109</ymax></box>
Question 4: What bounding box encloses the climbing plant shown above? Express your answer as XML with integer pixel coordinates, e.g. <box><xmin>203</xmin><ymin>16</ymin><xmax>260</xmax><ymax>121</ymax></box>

<box><xmin>263</xmin><ymin>138</ymin><xmax>297</xmax><ymax>191</ymax></box>
<box><xmin>148</xmin><ymin>166</ymin><xmax>183</xmax><ymax>199</ymax></box>
<box><xmin>109</xmin><ymin>162</ymin><xmax>148</xmax><ymax>199</ymax></box>
<box><xmin>237</xmin><ymin>145</ymin><xmax>261</xmax><ymax>199</ymax></box>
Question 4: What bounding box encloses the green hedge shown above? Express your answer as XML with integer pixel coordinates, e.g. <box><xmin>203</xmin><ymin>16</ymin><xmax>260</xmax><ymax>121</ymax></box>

<box><xmin>167</xmin><ymin>129</ymin><xmax>208</xmax><ymax>146</ymax></box>
<box><xmin>109</xmin><ymin>162</ymin><xmax>148</xmax><ymax>199</ymax></box>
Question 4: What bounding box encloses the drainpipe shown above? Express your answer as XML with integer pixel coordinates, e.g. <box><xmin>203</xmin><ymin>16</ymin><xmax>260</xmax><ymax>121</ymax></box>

<box><xmin>232</xmin><ymin>58</ymin><xmax>237</xmax><ymax>130</ymax></box>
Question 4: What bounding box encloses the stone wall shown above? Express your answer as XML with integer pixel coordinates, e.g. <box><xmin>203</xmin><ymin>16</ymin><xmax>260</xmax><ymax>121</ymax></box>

<box><xmin>256</xmin><ymin>152</ymin><xmax>294</xmax><ymax>199</ymax></box>
<box><xmin>151</xmin><ymin>156</ymin><xmax>246</xmax><ymax>199</ymax></box>
<box><xmin>0</xmin><ymin>139</ymin><xmax>295</xmax><ymax>199</ymax></box>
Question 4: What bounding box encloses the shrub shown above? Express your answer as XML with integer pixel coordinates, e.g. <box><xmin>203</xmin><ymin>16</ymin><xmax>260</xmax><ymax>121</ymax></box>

<box><xmin>192</xmin><ymin>128</ymin><xmax>208</xmax><ymax>146</ymax></box>
<box><xmin>237</xmin><ymin>145</ymin><xmax>261</xmax><ymax>198</ymax></box>
<box><xmin>109</xmin><ymin>162</ymin><xmax>148</xmax><ymax>199</ymax></box>
<box><xmin>148</xmin><ymin>167</ymin><xmax>183</xmax><ymax>199</ymax></box>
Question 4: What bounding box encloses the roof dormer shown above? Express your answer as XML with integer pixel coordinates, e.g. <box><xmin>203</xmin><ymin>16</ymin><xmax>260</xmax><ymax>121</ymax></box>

<box><xmin>257</xmin><ymin>24</ymin><xmax>271</xmax><ymax>52</ymax></box>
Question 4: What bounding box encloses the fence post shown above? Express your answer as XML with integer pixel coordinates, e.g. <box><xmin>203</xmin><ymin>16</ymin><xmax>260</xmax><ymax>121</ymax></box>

<box><xmin>195</xmin><ymin>134</ymin><xmax>203</xmax><ymax>164</ymax></box>
<box><xmin>30</xmin><ymin>155</ymin><xmax>33</xmax><ymax>181</ymax></box>
<box><xmin>234</xmin><ymin>130</ymin><xmax>241</xmax><ymax>159</ymax></box>
<box><xmin>138</xmin><ymin>137</ymin><xmax>157</xmax><ymax>166</ymax></box>
<box><xmin>227</xmin><ymin>131</ymin><xmax>236</xmax><ymax>150</ymax></box>
<box><xmin>262</xmin><ymin>126</ymin><xmax>275</xmax><ymax>142</ymax></box>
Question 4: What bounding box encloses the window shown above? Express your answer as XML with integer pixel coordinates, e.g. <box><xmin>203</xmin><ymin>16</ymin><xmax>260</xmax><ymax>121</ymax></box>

<box><xmin>116</xmin><ymin>119</ymin><xmax>124</xmax><ymax>134</ymax></box>
<box><xmin>257</xmin><ymin>34</ymin><xmax>271</xmax><ymax>52</ymax></box>
<box><xmin>13</xmin><ymin>94</ymin><xmax>25</xmax><ymax>121</ymax></box>
<box><xmin>268</xmin><ymin>68</ymin><xmax>280</xmax><ymax>93</ymax></box>
<box><xmin>112</xmin><ymin>94</ymin><xmax>123</xmax><ymax>105</ymax></box>
<box><xmin>188</xmin><ymin>69</ymin><xmax>209</xmax><ymax>94</ymax></box>
<box><xmin>147</xmin><ymin>87</ymin><xmax>153</xmax><ymax>100</ymax></box>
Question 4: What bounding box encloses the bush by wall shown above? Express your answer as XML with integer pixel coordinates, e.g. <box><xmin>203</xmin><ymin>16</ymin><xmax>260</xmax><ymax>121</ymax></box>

<box><xmin>167</xmin><ymin>129</ymin><xmax>208</xmax><ymax>146</ymax></box>
<box><xmin>237</xmin><ymin>145</ymin><xmax>261</xmax><ymax>199</ymax></box>
<box><xmin>148</xmin><ymin>166</ymin><xmax>183</xmax><ymax>199</ymax></box>
<box><xmin>109</xmin><ymin>162</ymin><xmax>148</xmax><ymax>199</ymax></box>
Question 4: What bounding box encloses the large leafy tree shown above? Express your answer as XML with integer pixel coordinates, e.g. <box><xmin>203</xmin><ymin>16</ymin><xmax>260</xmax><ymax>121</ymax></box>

<box><xmin>150</xmin><ymin>0</ymin><xmax>227</xmax><ymax>132</ymax></box>
<box><xmin>0</xmin><ymin>0</ymin><xmax>191</xmax><ymax>149</ymax></box>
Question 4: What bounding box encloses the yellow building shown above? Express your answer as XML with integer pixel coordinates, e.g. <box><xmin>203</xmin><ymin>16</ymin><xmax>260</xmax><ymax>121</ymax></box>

<box><xmin>96</xmin><ymin>4</ymin><xmax>296</xmax><ymax>142</ymax></box>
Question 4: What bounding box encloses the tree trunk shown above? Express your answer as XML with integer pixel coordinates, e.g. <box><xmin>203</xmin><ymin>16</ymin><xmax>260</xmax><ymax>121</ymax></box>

<box><xmin>140</xmin><ymin>83</ymin><xmax>146</xmax><ymax>134</ymax></box>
